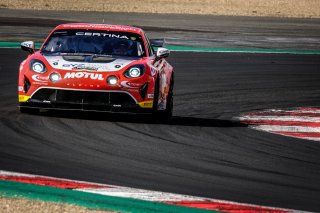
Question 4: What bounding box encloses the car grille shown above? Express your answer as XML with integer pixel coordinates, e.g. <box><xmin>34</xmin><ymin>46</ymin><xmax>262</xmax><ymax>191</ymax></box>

<box><xmin>31</xmin><ymin>89</ymin><xmax>137</xmax><ymax>109</ymax></box>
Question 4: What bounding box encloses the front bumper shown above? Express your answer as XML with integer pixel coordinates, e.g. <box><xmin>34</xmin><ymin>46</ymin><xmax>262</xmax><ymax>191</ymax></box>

<box><xmin>19</xmin><ymin>88</ymin><xmax>153</xmax><ymax>113</ymax></box>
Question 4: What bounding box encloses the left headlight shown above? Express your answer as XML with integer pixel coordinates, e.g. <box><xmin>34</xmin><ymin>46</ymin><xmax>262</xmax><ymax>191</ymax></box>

<box><xmin>124</xmin><ymin>65</ymin><xmax>145</xmax><ymax>78</ymax></box>
<box><xmin>30</xmin><ymin>59</ymin><xmax>46</xmax><ymax>74</ymax></box>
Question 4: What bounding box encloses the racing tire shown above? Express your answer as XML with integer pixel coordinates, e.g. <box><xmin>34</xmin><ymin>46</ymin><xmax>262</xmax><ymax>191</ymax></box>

<box><xmin>19</xmin><ymin>107</ymin><xmax>40</xmax><ymax>114</ymax></box>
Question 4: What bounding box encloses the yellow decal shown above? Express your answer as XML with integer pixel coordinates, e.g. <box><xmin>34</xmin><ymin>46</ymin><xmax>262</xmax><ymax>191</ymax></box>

<box><xmin>138</xmin><ymin>101</ymin><xmax>153</xmax><ymax>108</ymax></box>
<box><xmin>18</xmin><ymin>95</ymin><xmax>30</xmax><ymax>102</ymax></box>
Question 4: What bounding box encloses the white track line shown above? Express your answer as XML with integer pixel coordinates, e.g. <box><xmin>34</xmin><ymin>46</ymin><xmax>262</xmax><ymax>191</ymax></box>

<box><xmin>249</xmin><ymin>109</ymin><xmax>320</xmax><ymax>114</ymax></box>
<box><xmin>251</xmin><ymin>125</ymin><xmax>320</xmax><ymax>133</ymax></box>
<box><xmin>300</xmin><ymin>137</ymin><xmax>320</xmax><ymax>141</ymax></box>
<box><xmin>239</xmin><ymin>115</ymin><xmax>320</xmax><ymax>122</ymax></box>
<box><xmin>77</xmin><ymin>187</ymin><xmax>204</xmax><ymax>202</ymax></box>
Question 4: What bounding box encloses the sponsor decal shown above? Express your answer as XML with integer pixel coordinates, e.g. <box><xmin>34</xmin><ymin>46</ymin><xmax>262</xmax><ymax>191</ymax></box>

<box><xmin>45</xmin><ymin>56</ymin><xmax>134</xmax><ymax>72</ymax></box>
<box><xmin>120</xmin><ymin>81</ymin><xmax>140</xmax><ymax>88</ymax></box>
<box><xmin>33</xmin><ymin>82</ymin><xmax>49</xmax><ymax>86</ymax></box>
<box><xmin>74</xmin><ymin>65</ymin><xmax>97</xmax><ymax>71</ymax></box>
<box><xmin>76</xmin><ymin>32</ymin><xmax>129</xmax><ymax>39</ymax></box>
<box><xmin>64</xmin><ymin>72</ymin><xmax>104</xmax><ymax>80</ymax></box>
<box><xmin>62</xmin><ymin>64</ymin><xmax>98</xmax><ymax>71</ymax></box>
<box><xmin>32</xmin><ymin>75</ymin><xmax>48</xmax><ymax>82</ymax></box>
<box><xmin>21</xmin><ymin>41</ymin><xmax>33</xmax><ymax>48</ymax></box>
<box><xmin>147</xmin><ymin>94</ymin><xmax>154</xmax><ymax>99</ymax></box>
<box><xmin>62</xmin><ymin>64</ymin><xmax>80</xmax><ymax>68</ymax></box>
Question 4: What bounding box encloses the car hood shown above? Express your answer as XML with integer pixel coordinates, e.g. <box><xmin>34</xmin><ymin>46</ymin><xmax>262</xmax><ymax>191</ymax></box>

<box><xmin>43</xmin><ymin>55</ymin><xmax>136</xmax><ymax>72</ymax></box>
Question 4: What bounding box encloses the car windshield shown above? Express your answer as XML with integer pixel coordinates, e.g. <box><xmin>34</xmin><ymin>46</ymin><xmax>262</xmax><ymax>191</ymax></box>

<box><xmin>41</xmin><ymin>29</ymin><xmax>146</xmax><ymax>58</ymax></box>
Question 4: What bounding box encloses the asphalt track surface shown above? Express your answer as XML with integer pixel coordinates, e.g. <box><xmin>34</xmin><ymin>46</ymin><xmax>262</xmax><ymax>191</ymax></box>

<box><xmin>1</xmin><ymin>48</ymin><xmax>320</xmax><ymax>212</ymax></box>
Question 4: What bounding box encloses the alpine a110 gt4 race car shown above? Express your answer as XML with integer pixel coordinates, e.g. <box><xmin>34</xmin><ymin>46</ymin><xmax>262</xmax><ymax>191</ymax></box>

<box><xmin>18</xmin><ymin>23</ymin><xmax>174</xmax><ymax>118</ymax></box>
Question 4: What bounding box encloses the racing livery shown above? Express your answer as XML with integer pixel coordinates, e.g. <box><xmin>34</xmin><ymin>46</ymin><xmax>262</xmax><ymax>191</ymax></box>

<box><xmin>18</xmin><ymin>23</ymin><xmax>174</xmax><ymax>118</ymax></box>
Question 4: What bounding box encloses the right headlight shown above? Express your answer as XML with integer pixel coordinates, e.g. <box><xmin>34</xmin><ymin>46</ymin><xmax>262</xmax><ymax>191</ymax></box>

<box><xmin>30</xmin><ymin>59</ymin><xmax>47</xmax><ymax>74</ymax></box>
<box><xmin>123</xmin><ymin>65</ymin><xmax>145</xmax><ymax>78</ymax></box>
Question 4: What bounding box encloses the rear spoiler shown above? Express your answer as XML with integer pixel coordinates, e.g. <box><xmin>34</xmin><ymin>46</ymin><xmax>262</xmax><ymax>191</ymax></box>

<box><xmin>150</xmin><ymin>39</ymin><xmax>165</xmax><ymax>47</ymax></box>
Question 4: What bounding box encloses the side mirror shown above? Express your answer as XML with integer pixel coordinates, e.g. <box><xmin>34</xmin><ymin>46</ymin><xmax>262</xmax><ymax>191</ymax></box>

<box><xmin>155</xmin><ymin>47</ymin><xmax>170</xmax><ymax>61</ymax></box>
<box><xmin>21</xmin><ymin>41</ymin><xmax>35</xmax><ymax>54</ymax></box>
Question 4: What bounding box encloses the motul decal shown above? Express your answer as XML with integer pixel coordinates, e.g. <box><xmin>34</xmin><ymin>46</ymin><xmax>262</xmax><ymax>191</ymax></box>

<box><xmin>64</xmin><ymin>72</ymin><xmax>104</xmax><ymax>80</ymax></box>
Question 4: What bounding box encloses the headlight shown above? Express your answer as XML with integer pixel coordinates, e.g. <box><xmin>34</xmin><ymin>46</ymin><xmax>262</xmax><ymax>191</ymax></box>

<box><xmin>124</xmin><ymin>65</ymin><xmax>145</xmax><ymax>78</ymax></box>
<box><xmin>30</xmin><ymin>59</ymin><xmax>46</xmax><ymax>73</ymax></box>
<box><xmin>49</xmin><ymin>72</ymin><xmax>61</xmax><ymax>82</ymax></box>
<box><xmin>107</xmin><ymin>75</ymin><xmax>118</xmax><ymax>85</ymax></box>
<box><xmin>128</xmin><ymin>67</ymin><xmax>141</xmax><ymax>77</ymax></box>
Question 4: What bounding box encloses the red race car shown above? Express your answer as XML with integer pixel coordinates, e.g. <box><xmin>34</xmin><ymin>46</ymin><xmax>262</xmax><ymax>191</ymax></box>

<box><xmin>18</xmin><ymin>23</ymin><xmax>174</xmax><ymax>118</ymax></box>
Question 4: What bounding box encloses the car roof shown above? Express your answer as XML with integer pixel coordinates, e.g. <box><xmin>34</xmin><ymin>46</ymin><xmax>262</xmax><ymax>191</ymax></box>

<box><xmin>54</xmin><ymin>23</ymin><xmax>144</xmax><ymax>35</ymax></box>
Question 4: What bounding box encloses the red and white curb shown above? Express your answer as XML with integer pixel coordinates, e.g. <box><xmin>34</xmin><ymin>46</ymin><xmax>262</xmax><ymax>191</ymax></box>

<box><xmin>0</xmin><ymin>170</ymin><xmax>304</xmax><ymax>213</ymax></box>
<box><xmin>238</xmin><ymin>107</ymin><xmax>320</xmax><ymax>142</ymax></box>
